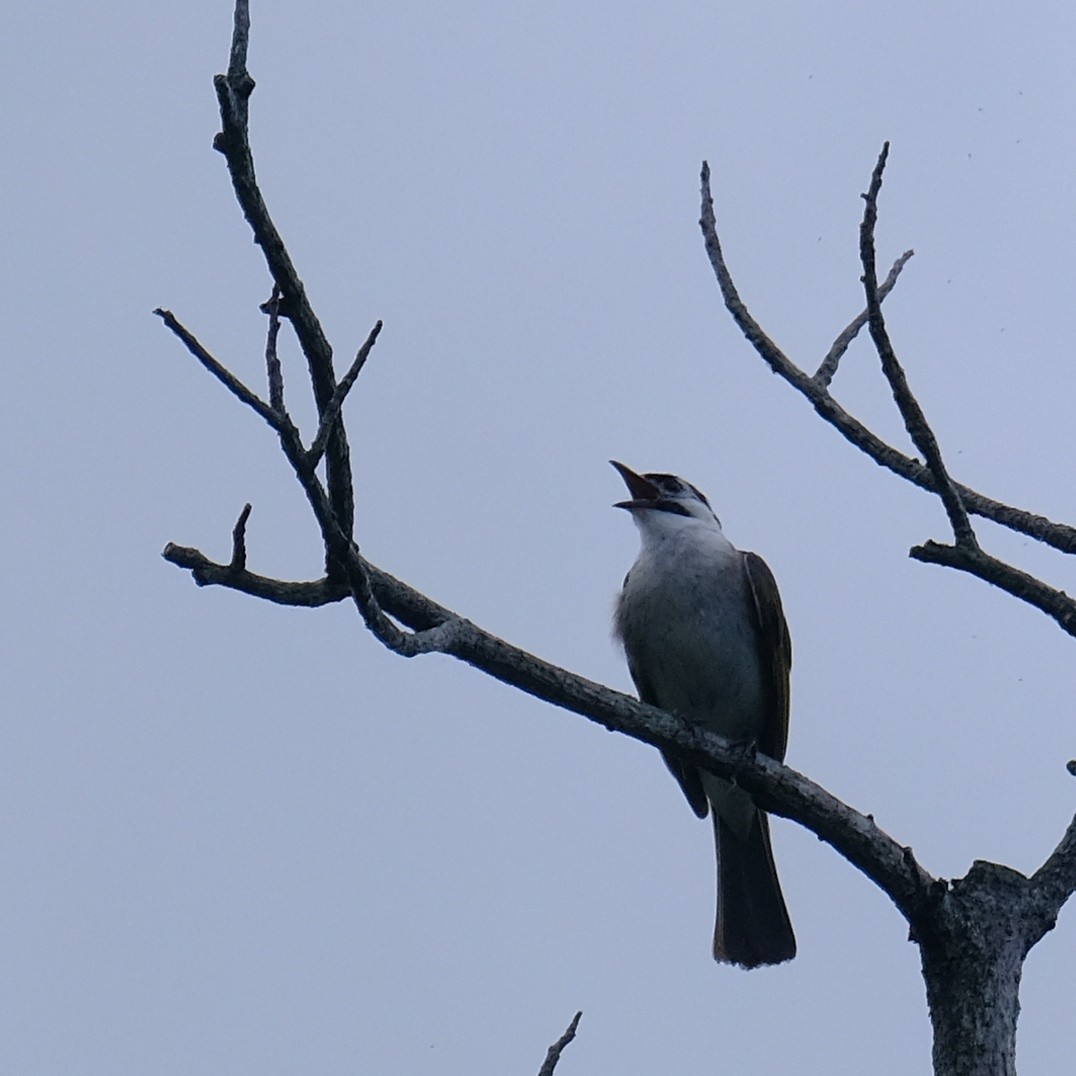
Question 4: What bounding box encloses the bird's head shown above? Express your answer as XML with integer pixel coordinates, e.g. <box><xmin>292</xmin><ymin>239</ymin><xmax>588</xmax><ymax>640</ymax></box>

<box><xmin>610</xmin><ymin>460</ymin><xmax>721</xmax><ymax>533</ymax></box>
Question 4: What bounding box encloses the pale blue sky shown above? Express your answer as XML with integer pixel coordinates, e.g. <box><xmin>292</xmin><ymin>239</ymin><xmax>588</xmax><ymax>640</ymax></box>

<box><xmin>3</xmin><ymin>2</ymin><xmax>1074</xmax><ymax>1072</ymax></box>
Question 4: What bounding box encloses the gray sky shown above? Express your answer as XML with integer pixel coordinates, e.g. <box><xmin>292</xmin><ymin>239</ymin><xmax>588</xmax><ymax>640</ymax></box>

<box><xmin>3</xmin><ymin>2</ymin><xmax>1074</xmax><ymax>1072</ymax></box>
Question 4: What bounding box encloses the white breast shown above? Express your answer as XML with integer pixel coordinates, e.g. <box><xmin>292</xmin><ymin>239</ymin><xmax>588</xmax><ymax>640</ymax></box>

<box><xmin>615</xmin><ymin>525</ymin><xmax>765</xmax><ymax>742</ymax></box>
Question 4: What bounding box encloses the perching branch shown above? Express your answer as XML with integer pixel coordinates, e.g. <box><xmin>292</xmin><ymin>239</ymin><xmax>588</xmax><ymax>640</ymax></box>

<box><xmin>158</xmin><ymin>290</ymin><xmax>935</xmax><ymax>919</ymax></box>
<box><xmin>161</xmin><ymin>456</ymin><xmax>936</xmax><ymax>920</ymax></box>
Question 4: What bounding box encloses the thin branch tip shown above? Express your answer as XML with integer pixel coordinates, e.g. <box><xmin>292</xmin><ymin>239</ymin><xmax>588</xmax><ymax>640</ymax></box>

<box><xmin>876</xmin><ymin>140</ymin><xmax>891</xmax><ymax>174</ymax></box>
<box><xmin>230</xmin><ymin>503</ymin><xmax>253</xmax><ymax>571</ymax></box>
<box><xmin>306</xmin><ymin>319</ymin><xmax>385</xmax><ymax>468</ymax></box>
<box><xmin>155</xmin><ymin>307</ymin><xmax>281</xmax><ymax>428</ymax></box>
<box><xmin>226</xmin><ymin>0</ymin><xmax>252</xmax><ymax>82</ymax></box>
<box><xmin>264</xmin><ymin>286</ymin><xmax>285</xmax><ymax>412</ymax></box>
<box><xmin>816</xmin><ymin>249</ymin><xmax>916</xmax><ymax>386</ymax></box>
<box><xmin>537</xmin><ymin>1011</ymin><xmax>583</xmax><ymax>1076</ymax></box>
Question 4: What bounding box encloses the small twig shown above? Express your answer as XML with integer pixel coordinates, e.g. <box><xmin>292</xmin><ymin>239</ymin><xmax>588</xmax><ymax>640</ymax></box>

<box><xmin>859</xmin><ymin>144</ymin><xmax>978</xmax><ymax>551</ymax></box>
<box><xmin>264</xmin><ymin>286</ymin><xmax>284</xmax><ymax>412</ymax></box>
<box><xmin>163</xmin><ymin>543</ymin><xmax>343</xmax><ymax>604</ymax></box>
<box><xmin>229</xmin><ymin>503</ymin><xmax>252</xmax><ymax>571</ymax></box>
<box><xmin>154</xmin><ymin>308</ymin><xmax>282</xmax><ymax>429</ymax></box>
<box><xmin>307</xmin><ymin>321</ymin><xmax>383</xmax><ymax>469</ymax></box>
<box><xmin>816</xmin><ymin>249</ymin><xmax>914</xmax><ymax>387</ymax></box>
<box><xmin>226</xmin><ymin>0</ymin><xmax>250</xmax><ymax>81</ymax></box>
<box><xmin>537</xmin><ymin>1012</ymin><xmax>583</xmax><ymax>1076</ymax></box>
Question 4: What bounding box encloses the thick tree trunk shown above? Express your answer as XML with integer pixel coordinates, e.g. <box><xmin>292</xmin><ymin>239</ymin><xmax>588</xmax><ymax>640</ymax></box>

<box><xmin>918</xmin><ymin>863</ymin><xmax>1029</xmax><ymax>1076</ymax></box>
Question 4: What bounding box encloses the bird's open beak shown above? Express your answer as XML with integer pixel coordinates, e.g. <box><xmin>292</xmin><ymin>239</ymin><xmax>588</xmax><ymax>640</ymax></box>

<box><xmin>610</xmin><ymin>460</ymin><xmax>660</xmax><ymax>509</ymax></box>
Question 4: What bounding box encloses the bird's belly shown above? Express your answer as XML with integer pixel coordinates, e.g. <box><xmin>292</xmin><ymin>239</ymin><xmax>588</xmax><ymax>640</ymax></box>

<box><xmin>639</xmin><ymin>622</ymin><xmax>764</xmax><ymax>738</ymax></box>
<box><xmin>620</xmin><ymin>564</ymin><xmax>766</xmax><ymax>741</ymax></box>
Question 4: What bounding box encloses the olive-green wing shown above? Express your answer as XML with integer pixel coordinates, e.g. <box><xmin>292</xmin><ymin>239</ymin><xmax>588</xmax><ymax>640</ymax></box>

<box><xmin>742</xmin><ymin>551</ymin><xmax>792</xmax><ymax>763</ymax></box>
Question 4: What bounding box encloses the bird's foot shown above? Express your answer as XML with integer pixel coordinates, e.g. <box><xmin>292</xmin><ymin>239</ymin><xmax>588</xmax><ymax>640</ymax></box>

<box><xmin>728</xmin><ymin>737</ymin><xmax>759</xmax><ymax>785</ymax></box>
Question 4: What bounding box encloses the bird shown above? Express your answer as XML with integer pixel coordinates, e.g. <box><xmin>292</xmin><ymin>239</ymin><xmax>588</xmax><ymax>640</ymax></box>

<box><xmin>610</xmin><ymin>460</ymin><xmax>795</xmax><ymax>968</ymax></box>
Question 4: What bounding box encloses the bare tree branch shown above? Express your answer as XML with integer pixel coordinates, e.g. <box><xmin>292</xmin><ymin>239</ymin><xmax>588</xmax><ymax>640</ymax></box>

<box><xmin>230</xmin><ymin>503</ymin><xmax>252</xmax><ymax>572</ymax></box>
<box><xmin>859</xmin><ymin>144</ymin><xmax>977</xmax><ymax>550</ymax></box>
<box><xmin>1028</xmin><ymin>814</ymin><xmax>1076</xmax><ymax>942</ymax></box>
<box><xmin>699</xmin><ymin>161</ymin><xmax>1076</xmax><ymax>557</ymax></box>
<box><xmin>264</xmin><ymin>286</ymin><xmax>284</xmax><ymax>412</ymax></box>
<box><xmin>537</xmin><ymin>1012</ymin><xmax>582</xmax><ymax>1076</ymax></box>
<box><xmin>163</xmin><ymin>543</ymin><xmax>341</xmax><ymax>605</ymax></box>
<box><xmin>307</xmin><ymin>321</ymin><xmax>384</xmax><ymax>470</ymax></box>
<box><xmin>225</xmin><ymin>0</ymin><xmax>250</xmax><ymax>83</ymax></box>
<box><xmin>816</xmin><ymin>249</ymin><xmax>914</xmax><ymax>387</ymax></box>
<box><xmin>161</xmin><ymin>531</ymin><xmax>934</xmax><ymax>922</ymax></box>
<box><xmin>700</xmin><ymin>157</ymin><xmax>1076</xmax><ymax>640</ymax></box>
<box><xmin>911</xmin><ymin>540</ymin><xmax>1076</xmax><ymax>636</ymax></box>
<box><xmin>212</xmin><ymin>2</ymin><xmax>354</xmax><ymax>543</ymax></box>
<box><xmin>154</xmin><ymin>308</ymin><xmax>283</xmax><ymax>430</ymax></box>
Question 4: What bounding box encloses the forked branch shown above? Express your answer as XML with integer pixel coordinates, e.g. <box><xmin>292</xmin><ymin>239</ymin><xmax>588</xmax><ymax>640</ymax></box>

<box><xmin>212</xmin><ymin>0</ymin><xmax>354</xmax><ymax>542</ymax></box>
<box><xmin>700</xmin><ymin>155</ymin><xmax>1076</xmax><ymax>637</ymax></box>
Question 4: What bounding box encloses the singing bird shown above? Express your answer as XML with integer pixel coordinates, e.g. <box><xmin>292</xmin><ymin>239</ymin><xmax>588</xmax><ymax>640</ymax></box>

<box><xmin>611</xmin><ymin>461</ymin><xmax>795</xmax><ymax>967</ymax></box>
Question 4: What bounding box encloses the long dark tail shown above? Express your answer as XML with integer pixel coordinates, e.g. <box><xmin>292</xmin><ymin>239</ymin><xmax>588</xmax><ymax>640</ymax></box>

<box><xmin>713</xmin><ymin>810</ymin><xmax>796</xmax><ymax>968</ymax></box>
